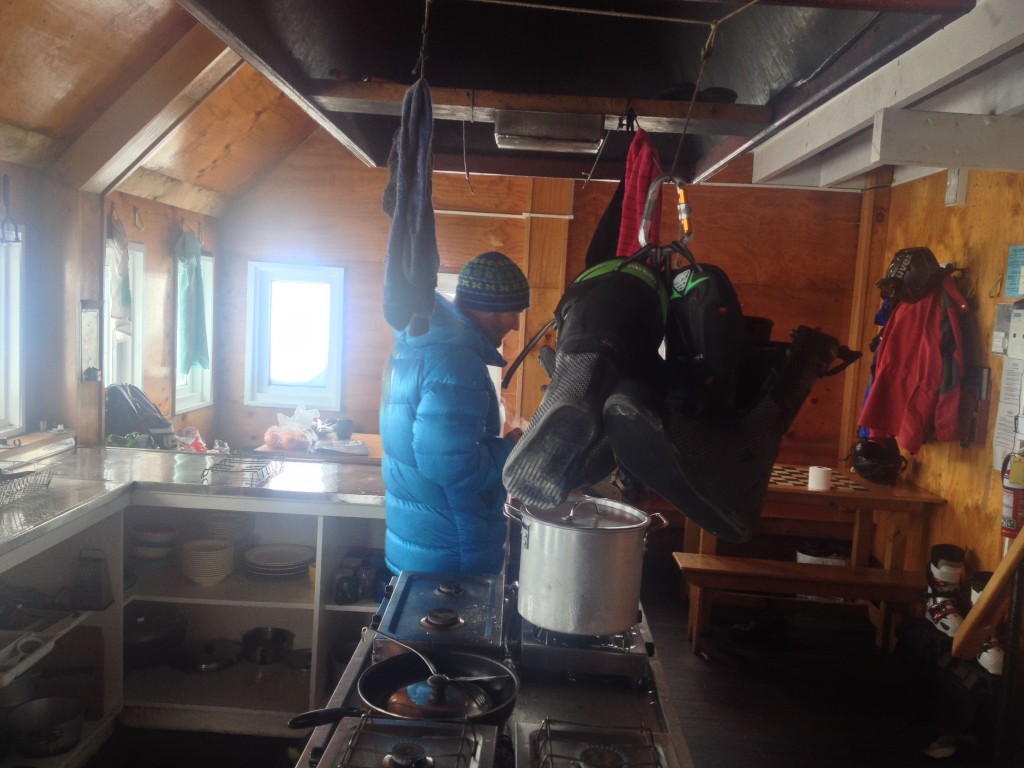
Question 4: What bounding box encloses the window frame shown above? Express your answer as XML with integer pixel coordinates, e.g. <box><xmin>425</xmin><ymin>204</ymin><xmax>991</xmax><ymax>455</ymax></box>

<box><xmin>244</xmin><ymin>261</ymin><xmax>345</xmax><ymax>411</ymax></box>
<box><xmin>175</xmin><ymin>250</ymin><xmax>215</xmax><ymax>414</ymax></box>
<box><xmin>0</xmin><ymin>238</ymin><xmax>24</xmax><ymax>439</ymax></box>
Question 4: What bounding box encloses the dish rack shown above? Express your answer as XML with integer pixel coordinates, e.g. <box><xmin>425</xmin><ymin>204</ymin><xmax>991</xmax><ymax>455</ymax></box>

<box><xmin>0</xmin><ymin>464</ymin><xmax>56</xmax><ymax>508</ymax></box>
<box><xmin>201</xmin><ymin>456</ymin><xmax>283</xmax><ymax>488</ymax></box>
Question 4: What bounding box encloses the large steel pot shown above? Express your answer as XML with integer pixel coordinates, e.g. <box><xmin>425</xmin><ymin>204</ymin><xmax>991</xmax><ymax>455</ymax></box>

<box><xmin>505</xmin><ymin>497</ymin><xmax>667</xmax><ymax>635</ymax></box>
<box><xmin>7</xmin><ymin>696</ymin><xmax>83</xmax><ymax>757</ymax></box>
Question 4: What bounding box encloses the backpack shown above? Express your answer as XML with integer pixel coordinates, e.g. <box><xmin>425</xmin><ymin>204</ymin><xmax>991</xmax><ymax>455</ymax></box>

<box><xmin>664</xmin><ymin>262</ymin><xmax>745</xmax><ymax>419</ymax></box>
<box><xmin>105</xmin><ymin>384</ymin><xmax>172</xmax><ymax>439</ymax></box>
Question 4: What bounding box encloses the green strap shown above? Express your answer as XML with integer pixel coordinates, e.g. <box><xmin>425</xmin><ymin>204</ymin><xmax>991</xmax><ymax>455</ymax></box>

<box><xmin>572</xmin><ymin>259</ymin><xmax>668</xmax><ymax>321</ymax></box>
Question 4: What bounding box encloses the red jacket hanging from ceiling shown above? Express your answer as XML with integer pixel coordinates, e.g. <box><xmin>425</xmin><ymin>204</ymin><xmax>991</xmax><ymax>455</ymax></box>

<box><xmin>859</xmin><ymin>274</ymin><xmax>969</xmax><ymax>455</ymax></box>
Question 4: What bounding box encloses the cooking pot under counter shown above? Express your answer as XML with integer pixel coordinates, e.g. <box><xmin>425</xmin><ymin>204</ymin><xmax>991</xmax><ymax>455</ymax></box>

<box><xmin>505</xmin><ymin>497</ymin><xmax>667</xmax><ymax>637</ymax></box>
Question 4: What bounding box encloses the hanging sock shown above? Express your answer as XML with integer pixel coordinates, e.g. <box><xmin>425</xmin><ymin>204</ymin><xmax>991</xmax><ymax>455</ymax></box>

<box><xmin>381</xmin><ymin>79</ymin><xmax>439</xmax><ymax>337</ymax></box>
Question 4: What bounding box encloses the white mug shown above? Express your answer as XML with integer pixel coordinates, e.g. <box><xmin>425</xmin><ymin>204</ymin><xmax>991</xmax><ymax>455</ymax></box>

<box><xmin>808</xmin><ymin>466</ymin><xmax>832</xmax><ymax>491</ymax></box>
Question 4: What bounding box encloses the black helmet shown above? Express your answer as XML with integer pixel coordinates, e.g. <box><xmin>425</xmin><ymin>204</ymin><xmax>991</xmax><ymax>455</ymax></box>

<box><xmin>851</xmin><ymin>437</ymin><xmax>907</xmax><ymax>485</ymax></box>
<box><xmin>876</xmin><ymin>246</ymin><xmax>946</xmax><ymax>304</ymax></box>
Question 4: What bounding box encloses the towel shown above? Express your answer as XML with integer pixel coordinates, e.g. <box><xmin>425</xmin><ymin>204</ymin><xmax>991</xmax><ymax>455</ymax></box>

<box><xmin>175</xmin><ymin>230</ymin><xmax>210</xmax><ymax>373</ymax></box>
<box><xmin>616</xmin><ymin>129</ymin><xmax>663</xmax><ymax>257</ymax></box>
<box><xmin>382</xmin><ymin>79</ymin><xmax>439</xmax><ymax>337</ymax></box>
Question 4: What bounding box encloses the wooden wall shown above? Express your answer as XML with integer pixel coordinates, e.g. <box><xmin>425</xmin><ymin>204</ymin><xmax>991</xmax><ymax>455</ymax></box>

<box><xmin>104</xmin><ymin>190</ymin><xmax>219</xmax><ymax>442</ymax></box>
<box><xmin>215</xmin><ymin>133</ymin><xmax>572</xmax><ymax>450</ymax></box>
<box><xmin>858</xmin><ymin>169</ymin><xmax>1024</xmax><ymax>575</ymax></box>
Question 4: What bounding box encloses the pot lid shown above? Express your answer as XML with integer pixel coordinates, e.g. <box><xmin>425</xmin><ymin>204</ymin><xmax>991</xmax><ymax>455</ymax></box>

<box><xmin>521</xmin><ymin>497</ymin><xmax>649</xmax><ymax>530</ymax></box>
<box><xmin>173</xmin><ymin>639</ymin><xmax>242</xmax><ymax>672</ymax></box>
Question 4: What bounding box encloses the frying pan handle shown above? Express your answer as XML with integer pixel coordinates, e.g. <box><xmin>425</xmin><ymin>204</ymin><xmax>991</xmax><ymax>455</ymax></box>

<box><xmin>288</xmin><ymin>705</ymin><xmax>363</xmax><ymax>729</ymax></box>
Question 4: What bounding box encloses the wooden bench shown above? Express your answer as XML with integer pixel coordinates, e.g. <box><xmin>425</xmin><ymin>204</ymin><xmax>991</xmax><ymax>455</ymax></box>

<box><xmin>672</xmin><ymin>552</ymin><xmax>926</xmax><ymax>654</ymax></box>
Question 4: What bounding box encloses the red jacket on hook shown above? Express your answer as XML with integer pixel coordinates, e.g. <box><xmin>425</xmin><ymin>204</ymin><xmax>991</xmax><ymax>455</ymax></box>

<box><xmin>859</xmin><ymin>274</ymin><xmax>969</xmax><ymax>455</ymax></box>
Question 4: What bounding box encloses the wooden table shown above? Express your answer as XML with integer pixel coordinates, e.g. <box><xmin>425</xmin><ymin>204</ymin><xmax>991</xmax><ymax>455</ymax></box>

<box><xmin>683</xmin><ymin>464</ymin><xmax>946</xmax><ymax>647</ymax></box>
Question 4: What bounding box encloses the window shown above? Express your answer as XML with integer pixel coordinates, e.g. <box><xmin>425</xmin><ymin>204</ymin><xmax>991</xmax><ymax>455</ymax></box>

<box><xmin>0</xmin><ymin>238</ymin><xmax>24</xmax><ymax>438</ymax></box>
<box><xmin>176</xmin><ymin>250</ymin><xmax>214</xmax><ymax>413</ymax></box>
<box><xmin>244</xmin><ymin>262</ymin><xmax>345</xmax><ymax>410</ymax></box>
<box><xmin>103</xmin><ymin>241</ymin><xmax>145</xmax><ymax>388</ymax></box>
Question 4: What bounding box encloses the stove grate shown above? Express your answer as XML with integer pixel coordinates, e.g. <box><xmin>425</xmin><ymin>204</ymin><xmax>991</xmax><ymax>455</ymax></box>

<box><xmin>535</xmin><ymin>720</ymin><xmax>664</xmax><ymax>768</ymax></box>
<box><xmin>337</xmin><ymin>715</ymin><xmax>483</xmax><ymax>768</ymax></box>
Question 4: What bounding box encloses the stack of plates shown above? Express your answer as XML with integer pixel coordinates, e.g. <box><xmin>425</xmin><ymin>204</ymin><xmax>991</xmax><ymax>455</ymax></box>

<box><xmin>181</xmin><ymin>539</ymin><xmax>235</xmax><ymax>586</ymax></box>
<box><xmin>199</xmin><ymin>512</ymin><xmax>253</xmax><ymax>544</ymax></box>
<box><xmin>243</xmin><ymin>544</ymin><xmax>315</xmax><ymax>578</ymax></box>
<box><xmin>127</xmin><ymin>523</ymin><xmax>177</xmax><ymax>569</ymax></box>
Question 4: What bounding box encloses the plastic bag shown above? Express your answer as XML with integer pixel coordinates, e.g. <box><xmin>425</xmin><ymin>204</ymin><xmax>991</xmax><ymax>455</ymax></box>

<box><xmin>264</xmin><ymin>405</ymin><xmax>319</xmax><ymax>452</ymax></box>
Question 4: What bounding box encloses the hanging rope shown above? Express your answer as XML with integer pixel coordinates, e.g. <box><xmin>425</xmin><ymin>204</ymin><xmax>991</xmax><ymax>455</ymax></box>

<box><xmin>413</xmin><ymin>0</ymin><xmax>433</xmax><ymax>78</ymax></box>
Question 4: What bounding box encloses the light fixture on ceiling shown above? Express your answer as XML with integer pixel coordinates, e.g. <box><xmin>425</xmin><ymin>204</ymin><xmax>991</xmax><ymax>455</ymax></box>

<box><xmin>494</xmin><ymin>110</ymin><xmax>605</xmax><ymax>154</ymax></box>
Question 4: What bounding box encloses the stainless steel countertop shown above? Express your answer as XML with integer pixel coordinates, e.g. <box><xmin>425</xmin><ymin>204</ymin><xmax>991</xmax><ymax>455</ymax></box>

<box><xmin>0</xmin><ymin>446</ymin><xmax>386</xmax><ymax>564</ymax></box>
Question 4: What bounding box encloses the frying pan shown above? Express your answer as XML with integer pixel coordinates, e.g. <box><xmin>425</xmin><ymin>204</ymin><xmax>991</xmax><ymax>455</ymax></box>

<box><xmin>288</xmin><ymin>650</ymin><xmax>518</xmax><ymax>729</ymax></box>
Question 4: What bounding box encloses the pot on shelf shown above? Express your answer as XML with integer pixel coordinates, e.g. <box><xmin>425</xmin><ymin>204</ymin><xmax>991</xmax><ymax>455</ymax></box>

<box><xmin>6</xmin><ymin>696</ymin><xmax>83</xmax><ymax>757</ymax></box>
<box><xmin>505</xmin><ymin>497</ymin><xmax>667</xmax><ymax>636</ymax></box>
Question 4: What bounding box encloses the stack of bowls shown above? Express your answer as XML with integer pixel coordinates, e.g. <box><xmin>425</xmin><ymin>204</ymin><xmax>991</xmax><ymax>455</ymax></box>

<box><xmin>127</xmin><ymin>523</ymin><xmax>177</xmax><ymax>569</ymax></box>
<box><xmin>199</xmin><ymin>512</ymin><xmax>253</xmax><ymax>562</ymax></box>
<box><xmin>180</xmin><ymin>539</ymin><xmax>235</xmax><ymax>586</ymax></box>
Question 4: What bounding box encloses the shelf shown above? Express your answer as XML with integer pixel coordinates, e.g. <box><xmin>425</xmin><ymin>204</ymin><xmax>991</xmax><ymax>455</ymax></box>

<box><xmin>127</xmin><ymin>561</ymin><xmax>314</xmax><ymax>608</ymax></box>
<box><xmin>122</xmin><ymin>659</ymin><xmax>311</xmax><ymax>737</ymax></box>
<box><xmin>0</xmin><ymin>609</ymin><xmax>92</xmax><ymax>686</ymax></box>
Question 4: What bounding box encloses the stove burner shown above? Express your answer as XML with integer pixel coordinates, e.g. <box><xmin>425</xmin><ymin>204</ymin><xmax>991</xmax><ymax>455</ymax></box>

<box><xmin>421</xmin><ymin>608</ymin><xmax>465</xmax><ymax>630</ymax></box>
<box><xmin>382</xmin><ymin>742</ymin><xmax>434</xmax><ymax>768</ymax></box>
<box><xmin>573</xmin><ymin>745</ymin><xmax>628</xmax><ymax>768</ymax></box>
<box><xmin>435</xmin><ymin>581</ymin><xmax>464</xmax><ymax>597</ymax></box>
<box><xmin>527</xmin><ymin>624</ymin><xmax>638</xmax><ymax>652</ymax></box>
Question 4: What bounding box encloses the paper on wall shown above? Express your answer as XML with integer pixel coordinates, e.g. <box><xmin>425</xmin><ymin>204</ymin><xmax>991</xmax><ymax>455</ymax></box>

<box><xmin>993</xmin><ymin>357</ymin><xmax>1024</xmax><ymax>469</ymax></box>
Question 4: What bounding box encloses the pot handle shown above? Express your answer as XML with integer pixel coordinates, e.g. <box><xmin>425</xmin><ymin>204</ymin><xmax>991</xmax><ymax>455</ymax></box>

<box><xmin>503</xmin><ymin>503</ymin><xmax>524</xmax><ymax>525</ymax></box>
<box><xmin>288</xmin><ymin>705</ymin><xmax>363</xmax><ymax>730</ymax></box>
<box><xmin>646</xmin><ymin>512</ymin><xmax>669</xmax><ymax>532</ymax></box>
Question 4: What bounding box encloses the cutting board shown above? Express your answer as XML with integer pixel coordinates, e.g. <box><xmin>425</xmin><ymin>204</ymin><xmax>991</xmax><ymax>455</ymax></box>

<box><xmin>952</xmin><ymin>533</ymin><xmax>1024</xmax><ymax>659</ymax></box>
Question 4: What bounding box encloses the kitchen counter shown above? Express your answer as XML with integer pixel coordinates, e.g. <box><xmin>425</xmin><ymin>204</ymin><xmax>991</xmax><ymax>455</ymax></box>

<box><xmin>0</xmin><ymin>446</ymin><xmax>386</xmax><ymax>558</ymax></box>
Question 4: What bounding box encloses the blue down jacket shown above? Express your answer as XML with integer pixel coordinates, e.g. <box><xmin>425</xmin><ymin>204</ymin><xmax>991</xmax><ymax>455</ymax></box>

<box><xmin>380</xmin><ymin>295</ymin><xmax>512</xmax><ymax>575</ymax></box>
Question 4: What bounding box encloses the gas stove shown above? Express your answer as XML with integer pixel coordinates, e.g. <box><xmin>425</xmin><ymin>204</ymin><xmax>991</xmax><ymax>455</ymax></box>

<box><xmin>514</xmin><ymin>720</ymin><xmax>684</xmax><ymax>768</ymax></box>
<box><xmin>311</xmin><ymin>714</ymin><xmax>501</xmax><ymax>768</ymax></box>
<box><xmin>516</xmin><ymin>616</ymin><xmax>653</xmax><ymax>680</ymax></box>
<box><xmin>298</xmin><ymin>570</ymin><xmax>695</xmax><ymax>768</ymax></box>
<box><xmin>371</xmin><ymin>572</ymin><xmax>508</xmax><ymax>659</ymax></box>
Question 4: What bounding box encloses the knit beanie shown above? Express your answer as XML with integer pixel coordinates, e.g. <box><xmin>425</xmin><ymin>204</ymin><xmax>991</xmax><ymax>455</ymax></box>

<box><xmin>456</xmin><ymin>251</ymin><xmax>530</xmax><ymax>312</ymax></box>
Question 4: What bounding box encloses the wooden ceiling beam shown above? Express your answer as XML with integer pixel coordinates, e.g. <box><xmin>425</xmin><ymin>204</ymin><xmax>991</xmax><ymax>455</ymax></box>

<box><xmin>53</xmin><ymin>23</ymin><xmax>242</xmax><ymax>194</ymax></box>
<box><xmin>752</xmin><ymin>0</ymin><xmax>1024</xmax><ymax>184</ymax></box>
<box><xmin>116</xmin><ymin>166</ymin><xmax>228</xmax><ymax>218</ymax></box>
<box><xmin>697</xmin><ymin>0</ymin><xmax>974</xmax><ymax>10</ymax></box>
<box><xmin>313</xmin><ymin>81</ymin><xmax>772</xmax><ymax>138</ymax></box>
<box><xmin>0</xmin><ymin>121</ymin><xmax>62</xmax><ymax>168</ymax></box>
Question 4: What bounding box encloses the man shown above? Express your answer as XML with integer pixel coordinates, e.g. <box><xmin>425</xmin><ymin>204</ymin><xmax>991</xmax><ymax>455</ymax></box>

<box><xmin>380</xmin><ymin>251</ymin><xmax>529</xmax><ymax>576</ymax></box>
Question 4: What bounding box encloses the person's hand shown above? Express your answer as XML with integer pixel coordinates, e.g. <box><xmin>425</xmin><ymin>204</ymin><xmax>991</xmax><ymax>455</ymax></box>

<box><xmin>504</xmin><ymin>427</ymin><xmax>524</xmax><ymax>444</ymax></box>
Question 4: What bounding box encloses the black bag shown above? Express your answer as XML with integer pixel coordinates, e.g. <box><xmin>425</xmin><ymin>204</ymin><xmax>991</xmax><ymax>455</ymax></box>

<box><xmin>665</xmin><ymin>262</ymin><xmax>746</xmax><ymax>419</ymax></box>
<box><xmin>105</xmin><ymin>384</ymin><xmax>172</xmax><ymax>438</ymax></box>
<box><xmin>850</xmin><ymin>437</ymin><xmax>907</xmax><ymax>485</ymax></box>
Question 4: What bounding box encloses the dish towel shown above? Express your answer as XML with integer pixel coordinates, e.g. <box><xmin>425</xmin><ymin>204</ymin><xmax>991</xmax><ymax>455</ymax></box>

<box><xmin>381</xmin><ymin>78</ymin><xmax>439</xmax><ymax>337</ymax></box>
<box><xmin>175</xmin><ymin>230</ymin><xmax>210</xmax><ymax>373</ymax></box>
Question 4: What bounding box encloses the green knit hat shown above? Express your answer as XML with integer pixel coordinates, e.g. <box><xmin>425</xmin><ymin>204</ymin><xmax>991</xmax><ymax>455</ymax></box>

<box><xmin>456</xmin><ymin>251</ymin><xmax>530</xmax><ymax>312</ymax></box>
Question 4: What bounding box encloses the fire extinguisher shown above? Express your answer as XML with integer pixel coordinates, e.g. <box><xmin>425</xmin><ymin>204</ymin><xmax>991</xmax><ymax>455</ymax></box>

<box><xmin>1000</xmin><ymin>452</ymin><xmax>1024</xmax><ymax>540</ymax></box>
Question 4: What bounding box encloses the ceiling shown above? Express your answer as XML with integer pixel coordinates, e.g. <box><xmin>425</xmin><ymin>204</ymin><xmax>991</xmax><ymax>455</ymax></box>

<box><xmin>3</xmin><ymin>0</ymin><xmax>1023</xmax><ymax>218</ymax></box>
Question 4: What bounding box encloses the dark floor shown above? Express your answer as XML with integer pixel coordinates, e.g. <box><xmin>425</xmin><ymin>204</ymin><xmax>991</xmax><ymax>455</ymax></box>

<box><xmin>85</xmin><ymin>555</ymin><xmax>1005</xmax><ymax>768</ymax></box>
